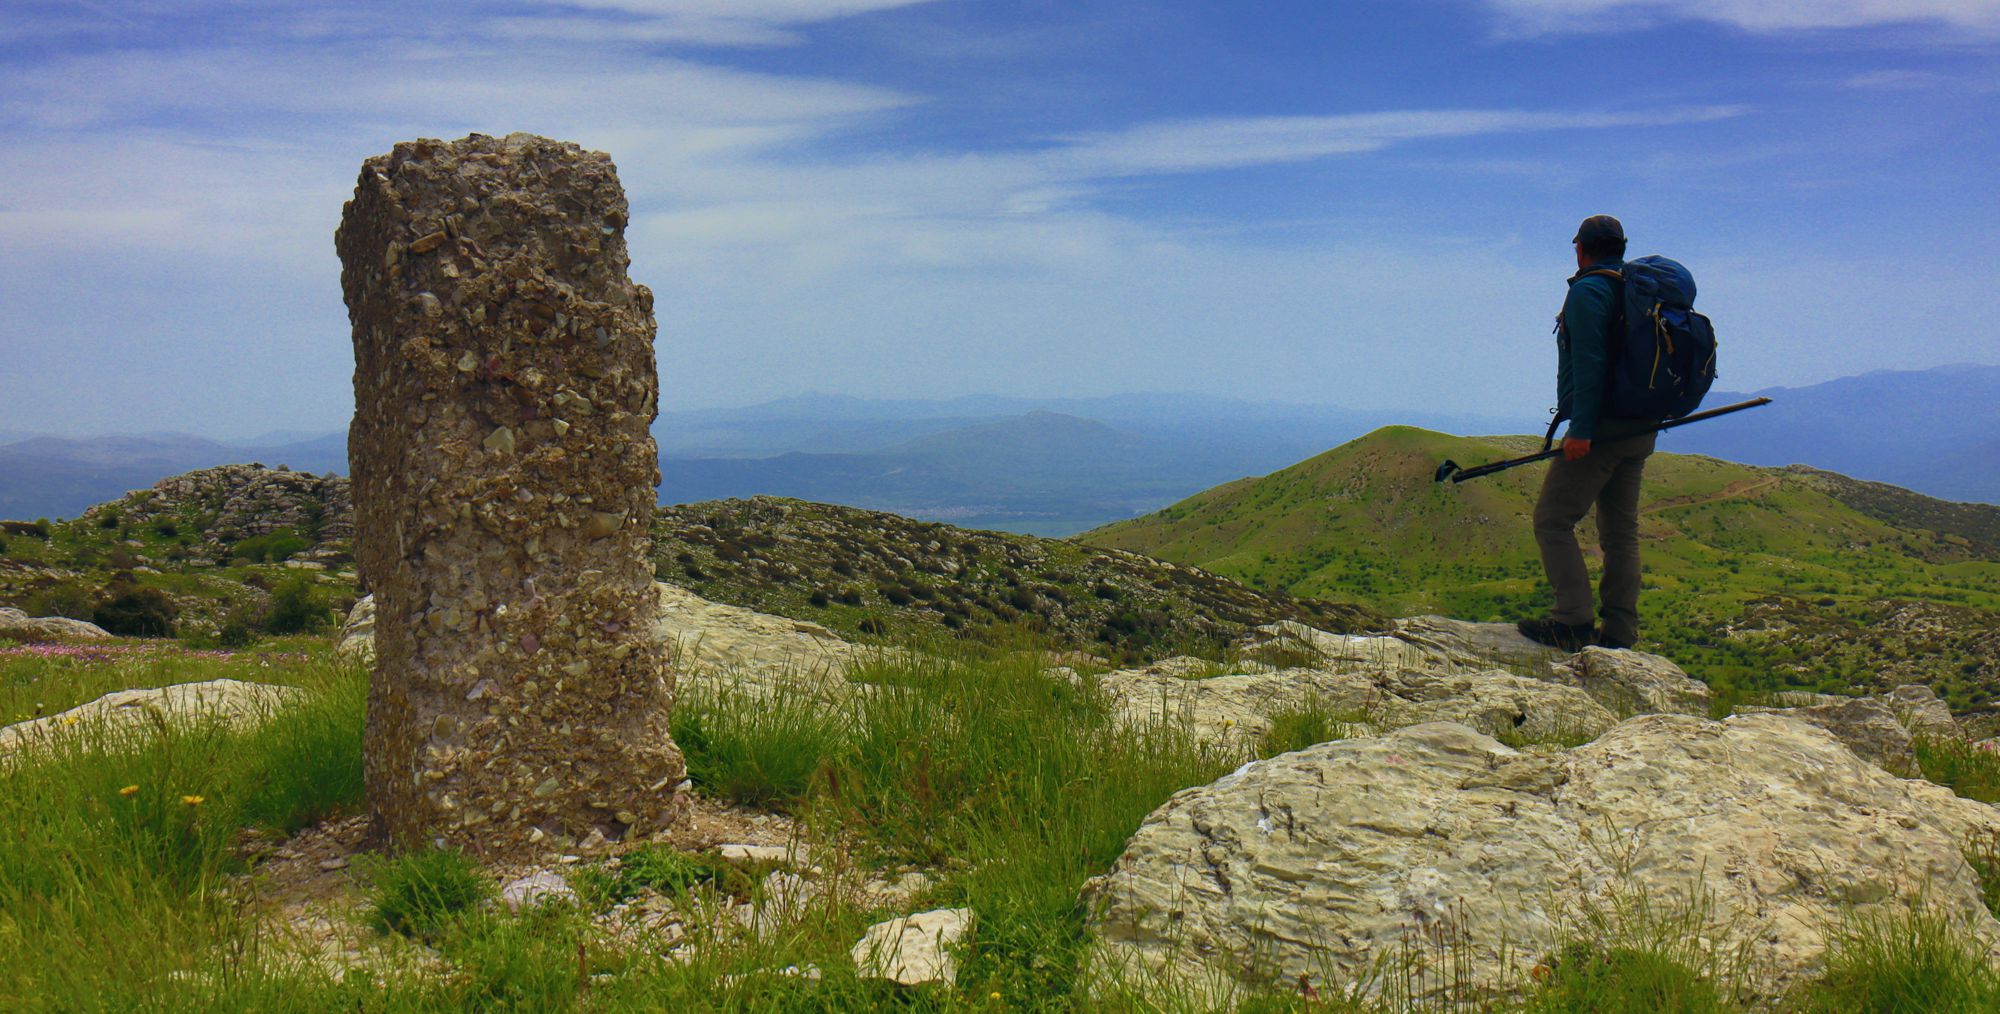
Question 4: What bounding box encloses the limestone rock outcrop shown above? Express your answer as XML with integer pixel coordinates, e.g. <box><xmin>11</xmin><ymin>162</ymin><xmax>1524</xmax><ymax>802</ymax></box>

<box><xmin>1093</xmin><ymin>659</ymin><xmax>1615</xmax><ymax>750</ymax></box>
<box><xmin>339</xmin><ymin>582</ymin><xmax>867</xmax><ymax>700</ymax></box>
<box><xmin>1392</xmin><ymin>615</ymin><xmax>1563</xmax><ymax>669</ymax></box>
<box><xmin>1082</xmin><ymin>715</ymin><xmax>2000</xmax><ymax>1002</ymax></box>
<box><xmin>1763</xmin><ymin>696</ymin><xmax>1919</xmax><ymax>776</ymax></box>
<box><xmin>0</xmin><ymin>607</ymin><xmax>112</xmax><ymax>642</ymax></box>
<box><xmin>1544</xmin><ymin>645</ymin><xmax>1711</xmax><ymax>717</ymax></box>
<box><xmin>338</xmin><ymin>133</ymin><xmax>683</xmax><ymax>854</ymax></box>
<box><xmin>0</xmin><ymin>679</ymin><xmax>301</xmax><ymax>756</ymax></box>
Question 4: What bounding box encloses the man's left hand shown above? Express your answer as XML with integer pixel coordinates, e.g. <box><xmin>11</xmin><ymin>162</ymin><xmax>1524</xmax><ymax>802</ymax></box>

<box><xmin>1562</xmin><ymin>438</ymin><xmax>1592</xmax><ymax>461</ymax></box>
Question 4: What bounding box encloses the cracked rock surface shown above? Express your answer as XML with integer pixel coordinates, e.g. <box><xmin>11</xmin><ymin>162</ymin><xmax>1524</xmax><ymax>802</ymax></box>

<box><xmin>1081</xmin><ymin>716</ymin><xmax>2000</xmax><ymax>1002</ymax></box>
<box><xmin>338</xmin><ymin>133</ymin><xmax>683</xmax><ymax>855</ymax></box>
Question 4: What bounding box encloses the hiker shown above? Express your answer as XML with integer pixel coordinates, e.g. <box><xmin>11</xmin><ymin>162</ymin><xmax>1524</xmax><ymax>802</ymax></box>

<box><xmin>1518</xmin><ymin>215</ymin><xmax>1653</xmax><ymax>652</ymax></box>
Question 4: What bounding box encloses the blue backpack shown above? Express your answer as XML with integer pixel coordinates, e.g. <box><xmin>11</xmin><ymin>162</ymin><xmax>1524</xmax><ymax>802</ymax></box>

<box><xmin>1579</xmin><ymin>255</ymin><xmax>1718</xmax><ymax>420</ymax></box>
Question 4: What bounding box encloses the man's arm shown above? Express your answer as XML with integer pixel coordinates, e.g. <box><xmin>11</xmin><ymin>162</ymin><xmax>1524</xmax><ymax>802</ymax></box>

<box><xmin>1562</xmin><ymin>277</ymin><xmax>1616</xmax><ymax>444</ymax></box>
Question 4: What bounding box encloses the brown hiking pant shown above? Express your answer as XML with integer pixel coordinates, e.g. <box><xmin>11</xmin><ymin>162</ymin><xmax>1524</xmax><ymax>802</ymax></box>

<box><xmin>1533</xmin><ymin>429</ymin><xmax>1656</xmax><ymax>645</ymax></box>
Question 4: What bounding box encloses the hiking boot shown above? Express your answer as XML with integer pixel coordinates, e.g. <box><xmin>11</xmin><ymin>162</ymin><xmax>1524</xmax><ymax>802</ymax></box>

<box><xmin>1516</xmin><ymin>617</ymin><xmax>1594</xmax><ymax>652</ymax></box>
<box><xmin>1596</xmin><ymin>629</ymin><xmax>1636</xmax><ymax>650</ymax></box>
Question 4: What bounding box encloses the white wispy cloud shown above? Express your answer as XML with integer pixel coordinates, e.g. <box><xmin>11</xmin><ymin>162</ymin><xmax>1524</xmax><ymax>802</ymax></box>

<box><xmin>486</xmin><ymin>1</ymin><xmax>950</xmax><ymax>47</ymax></box>
<box><xmin>1482</xmin><ymin>0</ymin><xmax>2000</xmax><ymax>36</ymax></box>
<box><xmin>1047</xmin><ymin>106</ymin><xmax>1745</xmax><ymax>177</ymax></box>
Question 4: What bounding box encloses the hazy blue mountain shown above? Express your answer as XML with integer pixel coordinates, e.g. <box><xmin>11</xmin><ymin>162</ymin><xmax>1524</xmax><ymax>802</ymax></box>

<box><xmin>1662</xmin><ymin>365</ymin><xmax>2000</xmax><ymax>504</ymax></box>
<box><xmin>0</xmin><ymin>432</ymin><xmax>347</xmax><ymax>520</ymax></box>
<box><xmin>661</xmin><ymin>411</ymin><xmax>1237</xmax><ymax>532</ymax></box>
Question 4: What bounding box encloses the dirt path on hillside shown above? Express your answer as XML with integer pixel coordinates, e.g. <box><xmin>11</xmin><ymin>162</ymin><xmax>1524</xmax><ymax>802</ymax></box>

<box><xmin>1641</xmin><ymin>476</ymin><xmax>1781</xmax><ymax>516</ymax></box>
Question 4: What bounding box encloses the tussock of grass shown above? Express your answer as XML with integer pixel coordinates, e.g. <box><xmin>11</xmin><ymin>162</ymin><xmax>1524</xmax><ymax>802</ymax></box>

<box><xmin>1259</xmin><ymin>694</ymin><xmax>1365</xmax><ymax>757</ymax></box>
<box><xmin>1915</xmin><ymin>734</ymin><xmax>2000</xmax><ymax>803</ymax></box>
<box><xmin>1524</xmin><ymin>942</ymin><xmax>1734</xmax><ymax>1013</ymax></box>
<box><xmin>366</xmin><ymin>848</ymin><xmax>493</xmax><ymax>939</ymax></box>
<box><xmin>1790</xmin><ymin>902</ymin><xmax>2000</xmax><ymax>1013</ymax></box>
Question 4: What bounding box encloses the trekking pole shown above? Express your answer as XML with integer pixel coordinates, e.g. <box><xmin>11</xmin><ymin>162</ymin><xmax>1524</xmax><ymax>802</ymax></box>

<box><xmin>1432</xmin><ymin>397</ymin><xmax>1773</xmax><ymax>484</ymax></box>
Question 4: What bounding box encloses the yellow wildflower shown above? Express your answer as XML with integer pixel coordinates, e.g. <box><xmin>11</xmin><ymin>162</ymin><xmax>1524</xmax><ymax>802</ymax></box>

<box><xmin>181</xmin><ymin>795</ymin><xmax>205</xmax><ymax>806</ymax></box>
<box><xmin>119</xmin><ymin>785</ymin><xmax>139</xmax><ymax>797</ymax></box>
<box><xmin>62</xmin><ymin>715</ymin><xmax>80</xmax><ymax>726</ymax></box>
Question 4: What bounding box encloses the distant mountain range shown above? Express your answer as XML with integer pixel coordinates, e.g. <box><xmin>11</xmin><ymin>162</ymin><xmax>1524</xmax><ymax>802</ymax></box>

<box><xmin>3</xmin><ymin>365</ymin><xmax>1994</xmax><ymax>525</ymax></box>
<box><xmin>1663</xmin><ymin>364</ymin><xmax>2000</xmax><ymax>504</ymax></box>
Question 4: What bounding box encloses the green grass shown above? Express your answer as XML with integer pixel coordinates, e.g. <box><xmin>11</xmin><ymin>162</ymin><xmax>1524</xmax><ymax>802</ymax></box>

<box><xmin>5</xmin><ymin>635</ymin><xmax>1999</xmax><ymax>1010</ymax></box>
<box><xmin>0</xmin><ymin>654</ymin><xmax>365</xmax><ymax>1008</ymax></box>
<box><xmin>1258</xmin><ymin>694</ymin><xmax>1364</xmax><ymax>756</ymax></box>
<box><xmin>1522</xmin><ymin>942</ymin><xmax>1734</xmax><ymax>1014</ymax></box>
<box><xmin>1789</xmin><ymin>902</ymin><xmax>2000</xmax><ymax>1013</ymax></box>
<box><xmin>367</xmin><ymin>849</ymin><xmax>494</xmax><ymax>939</ymax></box>
<box><xmin>0</xmin><ymin>637</ymin><xmax>331</xmax><ymax>725</ymax></box>
<box><xmin>1082</xmin><ymin>427</ymin><xmax>2000</xmax><ymax>708</ymax></box>
<box><xmin>1915</xmin><ymin>735</ymin><xmax>2000</xmax><ymax>803</ymax></box>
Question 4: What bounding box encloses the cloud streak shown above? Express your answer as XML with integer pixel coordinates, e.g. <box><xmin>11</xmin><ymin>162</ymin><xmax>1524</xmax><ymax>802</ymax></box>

<box><xmin>1481</xmin><ymin>0</ymin><xmax>2000</xmax><ymax>36</ymax></box>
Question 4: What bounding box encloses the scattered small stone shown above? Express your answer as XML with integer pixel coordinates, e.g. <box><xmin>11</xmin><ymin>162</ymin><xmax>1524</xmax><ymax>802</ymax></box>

<box><xmin>716</xmin><ymin>843</ymin><xmax>792</xmax><ymax>865</ymax></box>
<box><xmin>852</xmin><ymin>908</ymin><xmax>974</xmax><ymax>987</ymax></box>
<box><xmin>501</xmin><ymin>870</ymin><xmax>577</xmax><ymax>912</ymax></box>
<box><xmin>317</xmin><ymin>857</ymin><xmax>350</xmax><ymax>872</ymax></box>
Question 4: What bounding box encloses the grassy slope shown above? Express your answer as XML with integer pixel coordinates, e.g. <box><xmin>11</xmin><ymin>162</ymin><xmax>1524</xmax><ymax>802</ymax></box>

<box><xmin>1084</xmin><ymin>426</ymin><xmax>2000</xmax><ymax>705</ymax></box>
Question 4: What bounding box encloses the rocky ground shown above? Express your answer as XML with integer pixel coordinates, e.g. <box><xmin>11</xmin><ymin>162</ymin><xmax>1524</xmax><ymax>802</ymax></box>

<box><xmin>9</xmin><ymin>581</ymin><xmax>2000</xmax><ymax>1004</ymax></box>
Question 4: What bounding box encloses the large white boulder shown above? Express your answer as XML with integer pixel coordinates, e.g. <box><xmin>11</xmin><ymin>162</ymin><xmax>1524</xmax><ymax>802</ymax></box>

<box><xmin>1082</xmin><ymin>715</ymin><xmax>2000</xmax><ymax>1002</ymax></box>
<box><xmin>0</xmin><ymin>606</ymin><xmax>112</xmax><ymax>642</ymax></box>
<box><xmin>337</xmin><ymin>583</ymin><xmax>867</xmax><ymax>701</ymax></box>
<box><xmin>0</xmin><ymin>679</ymin><xmax>303</xmax><ymax>756</ymax></box>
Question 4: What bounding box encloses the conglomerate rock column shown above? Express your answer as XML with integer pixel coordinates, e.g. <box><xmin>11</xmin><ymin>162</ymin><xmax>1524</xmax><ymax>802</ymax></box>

<box><xmin>336</xmin><ymin>133</ymin><xmax>685</xmax><ymax>855</ymax></box>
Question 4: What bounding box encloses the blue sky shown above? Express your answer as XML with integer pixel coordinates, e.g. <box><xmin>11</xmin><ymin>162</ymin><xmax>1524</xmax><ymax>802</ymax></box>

<box><xmin>1</xmin><ymin>0</ymin><xmax>1996</xmax><ymax>438</ymax></box>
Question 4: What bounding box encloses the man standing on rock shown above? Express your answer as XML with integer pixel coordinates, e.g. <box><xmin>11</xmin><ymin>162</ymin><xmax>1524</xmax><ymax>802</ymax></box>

<box><xmin>1517</xmin><ymin>215</ymin><xmax>1653</xmax><ymax>652</ymax></box>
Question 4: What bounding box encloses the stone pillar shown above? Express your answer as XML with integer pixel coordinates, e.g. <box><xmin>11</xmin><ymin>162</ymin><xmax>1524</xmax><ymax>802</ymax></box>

<box><xmin>337</xmin><ymin>133</ymin><xmax>684</xmax><ymax>856</ymax></box>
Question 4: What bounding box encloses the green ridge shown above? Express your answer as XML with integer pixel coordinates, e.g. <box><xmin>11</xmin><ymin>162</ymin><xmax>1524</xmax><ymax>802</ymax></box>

<box><xmin>1083</xmin><ymin>426</ymin><xmax>2000</xmax><ymax>709</ymax></box>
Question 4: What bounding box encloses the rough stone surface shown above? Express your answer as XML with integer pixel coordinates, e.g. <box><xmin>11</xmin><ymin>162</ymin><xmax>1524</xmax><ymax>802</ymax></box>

<box><xmin>338</xmin><ymin>133</ymin><xmax>684</xmax><ymax>855</ymax></box>
<box><xmin>339</xmin><ymin>581</ymin><xmax>866</xmax><ymax>701</ymax></box>
<box><xmin>1082</xmin><ymin>716</ymin><xmax>2000</xmax><ymax>1002</ymax></box>
<box><xmin>1095</xmin><ymin>660</ymin><xmax>1615</xmax><ymax>750</ymax></box>
<box><xmin>1544</xmin><ymin>645</ymin><xmax>1711</xmax><ymax>717</ymax></box>
<box><xmin>0</xmin><ymin>679</ymin><xmax>301</xmax><ymax>756</ymax></box>
<box><xmin>1883</xmin><ymin>683</ymin><xmax>1959</xmax><ymax>738</ymax></box>
<box><xmin>652</xmin><ymin>582</ymin><xmax>865</xmax><ymax>684</ymax></box>
<box><xmin>1240</xmin><ymin>620</ymin><xmax>1461</xmax><ymax>672</ymax></box>
<box><xmin>1392</xmin><ymin>615</ymin><xmax>1563</xmax><ymax>670</ymax></box>
<box><xmin>1772</xmin><ymin>696</ymin><xmax>1919</xmax><ymax>776</ymax></box>
<box><xmin>335</xmin><ymin>596</ymin><xmax>375</xmax><ymax>662</ymax></box>
<box><xmin>0</xmin><ymin>606</ymin><xmax>112</xmax><ymax>642</ymax></box>
<box><xmin>852</xmin><ymin>908</ymin><xmax>974</xmax><ymax>986</ymax></box>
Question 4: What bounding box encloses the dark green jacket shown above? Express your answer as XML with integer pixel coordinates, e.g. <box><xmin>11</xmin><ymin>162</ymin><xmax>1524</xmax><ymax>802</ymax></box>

<box><xmin>1556</xmin><ymin>258</ymin><xmax>1624</xmax><ymax>441</ymax></box>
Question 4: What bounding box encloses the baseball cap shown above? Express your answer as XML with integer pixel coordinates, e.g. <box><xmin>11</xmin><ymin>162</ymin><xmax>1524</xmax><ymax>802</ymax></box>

<box><xmin>1573</xmin><ymin>215</ymin><xmax>1625</xmax><ymax>246</ymax></box>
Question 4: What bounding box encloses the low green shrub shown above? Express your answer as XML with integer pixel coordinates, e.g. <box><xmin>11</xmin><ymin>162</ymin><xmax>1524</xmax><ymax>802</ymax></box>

<box><xmin>264</xmin><ymin>576</ymin><xmax>334</xmax><ymax>634</ymax></box>
<box><xmin>24</xmin><ymin>581</ymin><xmax>97</xmax><ymax>621</ymax></box>
<box><xmin>231</xmin><ymin>530</ymin><xmax>311</xmax><ymax>564</ymax></box>
<box><xmin>92</xmin><ymin>583</ymin><xmax>178</xmax><ymax>637</ymax></box>
<box><xmin>366</xmin><ymin>848</ymin><xmax>493</xmax><ymax>939</ymax></box>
